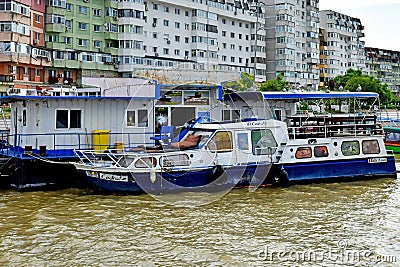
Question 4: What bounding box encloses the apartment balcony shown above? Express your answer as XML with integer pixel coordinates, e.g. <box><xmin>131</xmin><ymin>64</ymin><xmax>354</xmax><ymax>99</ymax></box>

<box><xmin>80</xmin><ymin>61</ymin><xmax>96</xmax><ymax>70</ymax></box>
<box><xmin>65</xmin><ymin>60</ymin><xmax>80</xmax><ymax>69</ymax></box>
<box><xmin>45</xmin><ymin>24</ymin><xmax>66</xmax><ymax>33</ymax></box>
<box><xmin>104</xmin><ymin>32</ymin><xmax>118</xmax><ymax>40</ymax></box>
<box><xmin>53</xmin><ymin>59</ymin><xmax>66</xmax><ymax>68</ymax></box>
<box><xmin>46</xmin><ymin>6</ymin><xmax>67</xmax><ymax>16</ymax></box>
<box><xmin>104</xmin><ymin>0</ymin><xmax>118</xmax><ymax>8</ymax></box>
<box><xmin>46</xmin><ymin>42</ymin><xmax>66</xmax><ymax>50</ymax></box>
<box><xmin>0</xmin><ymin>74</ymin><xmax>15</xmax><ymax>83</ymax></box>
<box><xmin>104</xmin><ymin>47</ymin><xmax>118</xmax><ymax>55</ymax></box>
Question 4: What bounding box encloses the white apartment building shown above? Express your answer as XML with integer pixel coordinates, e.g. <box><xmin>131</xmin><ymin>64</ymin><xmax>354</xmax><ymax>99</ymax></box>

<box><xmin>264</xmin><ymin>0</ymin><xmax>320</xmax><ymax>89</ymax></box>
<box><xmin>319</xmin><ymin>10</ymin><xmax>366</xmax><ymax>85</ymax></box>
<box><xmin>118</xmin><ymin>0</ymin><xmax>263</xmax><ymax>82</ymax></box>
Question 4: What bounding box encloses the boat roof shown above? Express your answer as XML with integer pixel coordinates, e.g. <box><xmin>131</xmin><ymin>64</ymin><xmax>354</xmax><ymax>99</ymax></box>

<box><xmin>0</xmin><ymin>95</ymin><xmax>154</xmax><ymax>103</ymax></box>
<box><xmin>224</xmin><ymin>91</ymin><xmax>379</xmax><ymax>102</ymax></box>
<box><xmin>383</xmin><ymin>126</ymin><xmax>400</xmax><ymax>133</ymax></box>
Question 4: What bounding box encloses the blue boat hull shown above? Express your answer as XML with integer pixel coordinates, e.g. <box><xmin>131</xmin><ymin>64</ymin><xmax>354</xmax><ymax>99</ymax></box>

<box><xmin>81</xmin><ymin>162</ymin><xmax>273</xmax><ymax>194</ymax></box>
<box><xmin>275</xmin><ymin>156</ymin><xmax>397</xmax><ymax>184</ymax></box>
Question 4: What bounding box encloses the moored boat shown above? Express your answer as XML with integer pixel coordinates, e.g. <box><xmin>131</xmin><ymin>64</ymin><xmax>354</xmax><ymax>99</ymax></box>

<box><xmin>73</xmin><ymin>118</ymin><xmax>289</xmax><ymax>194</ymax></box>
<box><xmin>383</xmin><ymin>126</ymin><xmax>400</xmax><ymax>153</ymax></box>
<box><xmin>224</xmin><ymin>91</ymin><xmax>397</xmax><ymax>185</ymax></box>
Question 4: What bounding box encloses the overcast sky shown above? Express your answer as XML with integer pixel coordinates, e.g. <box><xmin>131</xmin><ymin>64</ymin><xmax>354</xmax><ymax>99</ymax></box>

<box><xmin>319</xmin><ymin>0</ymin><xmax>399</xmax><ymax>51</ymax></box>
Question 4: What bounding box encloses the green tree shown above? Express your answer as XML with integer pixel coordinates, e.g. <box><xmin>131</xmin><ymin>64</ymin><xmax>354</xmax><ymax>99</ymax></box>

<box><xmin>222</xmin><ymin>72</ymin><xmax>254</xmax><ymax>92</ymax></box>
<box><xmin>259</xmin><ymin>75</ymin><xmax>288</xmax><ymax>91</ymax></box>
<box><xmin>333</xmin><ymin>68</ymin><xmax>393</xmax><ymax>106</ymax></box>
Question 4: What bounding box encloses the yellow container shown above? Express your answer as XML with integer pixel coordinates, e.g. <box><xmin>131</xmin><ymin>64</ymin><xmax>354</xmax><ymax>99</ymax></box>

<box><xmin>92</xmin><ymin>130</ymin><xmax>110</xmax><ymax>152</ymax></box>
<box><xmin>114</xmin><ymin>142</ymin><xmax>124</xmax><ymax>152</ymax></box>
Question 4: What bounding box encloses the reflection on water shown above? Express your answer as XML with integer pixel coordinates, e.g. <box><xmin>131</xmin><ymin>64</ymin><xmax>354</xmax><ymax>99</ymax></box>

<box><xmin>0</xmin><ymin>177</ymin><xmax>399</xmax><ymax>266</ymax></box>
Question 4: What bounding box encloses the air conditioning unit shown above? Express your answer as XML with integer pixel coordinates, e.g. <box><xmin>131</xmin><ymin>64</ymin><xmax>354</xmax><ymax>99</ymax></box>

<box><xmin>184</xmin><ymin>56</ymin><xmax>189</xmax><ymax>60</ymax></box>
<box><xmin>152</xmin><ymin>22</ymin><xmax>157</xmax><ymax>27</ymax></box>
<box><xmin>33</xmin><ymin>39</ymin><xmax>39</xmax><ymax>45</ymax></box>
<box><xmin>155</xmin><ymin>53</ymin><xmax>159</xmax><ymax>57</ymax></box>
<box><xmin>83</xmin><ymin>0</ymin><xmax>88</xmax><ymax>2</ymax></box>
<box><xmin>58</xmin><ymin>73</ymin><xmax>64</xmax><ymax>78</ymax></box>
<box><xmin>113</xmin><ymin>16</ymin><xmax>118</xmax><ymax>20</ymax></box>
<box><xmin>166</xmin><ymin>40</ymin><xmax>170</xmax><ymax>44</ymax></box>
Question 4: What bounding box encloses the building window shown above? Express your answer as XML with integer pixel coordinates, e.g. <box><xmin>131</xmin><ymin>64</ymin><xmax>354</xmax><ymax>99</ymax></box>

<box><xmin>35</xmin><ymin>14</ymin><xmax>41</xmax><ymax>23</ymax></box>
<box><xmin>78</xmin><ymin>22</ymin><xmax>87</xmax><ymax>30</ymax></box>
<box><xmin>163</xmin><ymin>20</ymin><xmax>169</xmax><ymax>26</ymax></box>
<box><xmin>78</xmin><ymin>6</ymin><xmax>87</xmax><ymax>14</ymax></box>
<box><xmin>56</xmin><ymin>110</ymin><xmax>82</xmax><ymax>129</ymax></box>
<box><xmin>93</xmin><ymin>8</ymin><xmax>101</xmax><ymax>16</ymax></box>
<box><xmin>93</xmin><ymin>25</ymin><xmax>100</xmax><ymax>32</ymax></box>
<box><xmin>78</xmin><ymin>39</ymin><xmax>87</xmax><ymax>46</ymax></box>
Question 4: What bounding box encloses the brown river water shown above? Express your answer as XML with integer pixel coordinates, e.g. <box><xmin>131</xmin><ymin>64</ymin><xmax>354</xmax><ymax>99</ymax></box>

<box><xmin>0</xmin><ymin>175</ymin><xmax>399</xmax><ymax>266</ymax></box>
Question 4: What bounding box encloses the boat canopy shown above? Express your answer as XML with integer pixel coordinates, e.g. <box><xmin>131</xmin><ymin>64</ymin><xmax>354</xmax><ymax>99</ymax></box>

<box><xmin>224</xmin><ymin>91</ymin><xmax>379</xmax><ymax>102</ymax></box>
<box><xmin>0</xmin><ymin>95</ymin><xmax>155</xmax><ymax>104</ymax></box>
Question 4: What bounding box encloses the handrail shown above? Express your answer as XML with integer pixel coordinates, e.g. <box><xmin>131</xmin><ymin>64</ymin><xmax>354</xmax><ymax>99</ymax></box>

<box><xmin>0</xmin><ymin>131</ymin><xmax>158</xmax><ymax>158</ymax></box>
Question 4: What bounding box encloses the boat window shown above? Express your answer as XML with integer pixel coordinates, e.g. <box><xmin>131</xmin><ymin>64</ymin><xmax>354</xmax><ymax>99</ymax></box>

<box><xmin>138</xmin><ymin>110</ymin><xmax>148</xmax><ymax>127</ymax></box>
<box><xmin>341</xmin><ymin>141</ymin><xmax>360</xmax><ymax>156</ymax></box>
<box><xmin>222</xmin><ymin>109</ymin><xmax>240</xmax><ymax>121</ymax></box>
<box><xmin>161</xmin><ymin>154</ymin><xmax>190</xmax><ymax>167</ymax></box>
<box><xmin>207</xmin><ymin>131</ymin><xmax>233</xmax><ymax>152</ymax></box>
<box><xmin>22</xmin><ymin>109</ymin><xmax>26</xmax><ymax>126</ymax></box>
<box><xmin>126</xmin><ymin>109</ymin><xmax>148</xmax><ymax>127</ymax></box>
<box><xmin>362</xmin><ymin>140</ymin><xmax>380</xmax><ymax>154</ymax></box>
<box><xmin>385</xmin><ymin>132</ymin><xmax>400</xmax><ymax>141</ymax></box>
<box><xmin>134</xmin><ymin>157</ymin><xmax>157</xmax><ymax>168</ymax></box>
<box><xmin>118</xmin><ymin>156</ymin><xmax>135</xmax><ymax>167</ymax></box>
<box><xmin>237</xmin><ymin>133</ymin><xmax>249</xmax><ymax>150</ymax></box>
<box><xmin>251</xmin><ymin>129</ymin><xmax>277</xmax><ymax>155</ymax></box>
<box><xmin>314</xmin><ymin>146</ymin><xmax>329</xmax><ymax>157</ymax></box>
<box><xmin>56</xmin><ymin>110</ymin><xmax>68</xmax><ymax>128</ymax></box>
<box><xmin>56</xmin><ymin>109</ymin><xmax>82</xmax><ymax>129</ymax></box>
<box><xmin>295</xmin><ymin>147</ymin><xmax>312</xmax><ymax>159</ymax></box>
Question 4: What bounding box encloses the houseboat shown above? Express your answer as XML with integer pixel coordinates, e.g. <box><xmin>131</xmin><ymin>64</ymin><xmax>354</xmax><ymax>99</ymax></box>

<box><xmin>224</xmin><ymin>91</ymin><xmax>397</xmax><ymax>184</ymax></box>
<box><xmin>0</xmin><ymin>78</ymin><xmax>227</xmax><ymax>190</ymax></box>
<box><xmin>72</xmin><ymin>118</ymin><xmax>289</xmax><ymax>194</ymax></box>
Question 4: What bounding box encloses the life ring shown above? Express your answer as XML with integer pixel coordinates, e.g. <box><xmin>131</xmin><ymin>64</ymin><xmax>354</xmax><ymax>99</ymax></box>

<box><xmin>274</xmin><ymin>167</ymin><xmax>290</xmax><ymax>188</ymax></box>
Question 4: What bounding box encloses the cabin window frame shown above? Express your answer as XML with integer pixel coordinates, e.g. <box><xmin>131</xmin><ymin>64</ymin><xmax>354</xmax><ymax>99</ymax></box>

<box><xmin>126</xmin><ymin>109</ymin><xmax>149</xmax><ymax>128</ymax></box>
<box><xmin>251</xmin><ymin>129</ymin><xmax>278</xmax><ymax>155</ymax></box>
<box><xmin>362</xmin><ymin>140</ymin><xmax>380</xmax><ymax>155</ymax></box>
<box><xmin>341</xmin><ymin>141</ymin><xmax>360</xmax><ymax>156</ymax></box>
<box><xmin>295</xmin><ymin>147</ymin><xmax>312</xmax><ymax>159</ymax></box>
<box><xmin>206</xmin><ymin>131</ymin><xmax>233</xmax><ymax>152</ymax></box>
<box><xmin>55</xmin><ymin>108</ymin><xmax>82</xmax><ymax>130</ymax></box>
<box><xmin>314</xmin><ymin>145</ymin><xmax>329</xmax><ymax>157</ymax></box>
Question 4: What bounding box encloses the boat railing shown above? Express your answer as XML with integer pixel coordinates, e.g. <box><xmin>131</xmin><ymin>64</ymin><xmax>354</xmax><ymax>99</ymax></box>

<box><xmin>75</xmin><ymin>148</ymin><xmax>217</xmax><ymax>170</ymax></box>
<box><xmin>0</xmin><ymin>131</ymin><xmax>156</xmax><ymax>158</ymax></box>
<box><xmin>287</xmin><ymin>114</ymin><xmax>382</xmax><ymax>139</ymax></box>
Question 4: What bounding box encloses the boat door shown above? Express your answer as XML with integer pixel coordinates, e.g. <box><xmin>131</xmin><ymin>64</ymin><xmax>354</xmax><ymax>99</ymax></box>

<box><xmin>171</xmin><ymin>107</ymin><xmax>196</xmax><ymax>136</ymax></box>
<box><xmin>235</xmin><ymin>131</ymin><xmax>252</xmax><ymax>164</ymax></box>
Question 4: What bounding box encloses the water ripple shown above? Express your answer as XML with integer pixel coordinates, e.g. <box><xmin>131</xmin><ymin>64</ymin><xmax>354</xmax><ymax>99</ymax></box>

<box><xmin>0</xmin><ymin>179</ymin><xmax>399</xmax><ymax>266</ymax></box>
